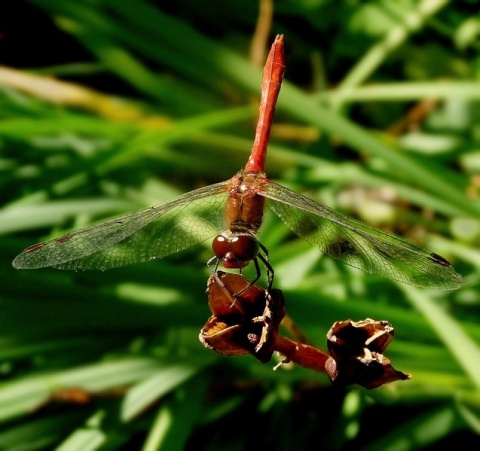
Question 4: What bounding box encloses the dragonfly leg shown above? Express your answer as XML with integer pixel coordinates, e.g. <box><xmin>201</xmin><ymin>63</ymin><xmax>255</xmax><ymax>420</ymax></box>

<box><xmin>231</xmin><ymin>255</ymin><xmax>274</xmax><ymax>299</ymax></box>
<box><xmin>250</xmin><ymin>257</ymin><xmax>262</xmax><ymax>286</ymax></box>
<box><xmin>257</xmin><ymin>241</ymin><xmax>274</xmax><ymax>290</ymax></box>
<box><xmin>257</xmin><ymin>253</ymin><xmax>274</xmax><ymax>291</ymax></box>
<box><xmin>206</xmin><ymin>256</ymin><xmax>220</xmax><ymax>274</ymax></box>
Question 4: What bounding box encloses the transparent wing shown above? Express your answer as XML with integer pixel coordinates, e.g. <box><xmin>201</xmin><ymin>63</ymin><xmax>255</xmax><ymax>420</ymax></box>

<box><xmin>261</xmin><ymin>180</ymin><xmax>465</xmax><ymax>289</ymax></box>
<box><xmin>13</xmin><ymin>181</ymin><xmax>229</xmax><ymax>270</ymax></box>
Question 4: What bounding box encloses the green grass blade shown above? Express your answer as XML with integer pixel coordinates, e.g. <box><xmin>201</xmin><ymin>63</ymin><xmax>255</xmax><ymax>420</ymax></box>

<box><xmin>400</xmin><ymin>284</ymin><xmax>480</xmax><ymax>389</ymax></box>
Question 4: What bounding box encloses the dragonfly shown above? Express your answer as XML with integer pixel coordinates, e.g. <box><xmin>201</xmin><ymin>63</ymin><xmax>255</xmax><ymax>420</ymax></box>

<box><xmin>13</xmin><ymin>35</ymin><xmax>465</xmax><ymax>290</ymax></box>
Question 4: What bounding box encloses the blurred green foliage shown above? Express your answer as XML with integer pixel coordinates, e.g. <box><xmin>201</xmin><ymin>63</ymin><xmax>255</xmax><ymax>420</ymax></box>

<box><xmin>1</xmin><ymin>0</ymin><xmax>480</xmax><ymax>449</ymax></box>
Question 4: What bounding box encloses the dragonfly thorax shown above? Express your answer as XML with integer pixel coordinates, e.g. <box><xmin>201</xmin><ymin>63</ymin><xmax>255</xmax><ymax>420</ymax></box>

<box><xmin>226</xmin><ymin>172</ymin><xmax>266</xmax><ymax>232</ymax></box>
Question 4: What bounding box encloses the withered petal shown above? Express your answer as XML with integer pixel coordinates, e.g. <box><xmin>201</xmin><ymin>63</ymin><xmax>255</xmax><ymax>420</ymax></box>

<box><xmin>327</xmin><ymin>318</ymin><xmax>394</xmax><ymax>359</ymax></box>
<box><xmin>325</xmin><ymin>352</ymin><xmax>411</xmax><ymax>389</ymax></box>
<box><xmin>253</xmin><ymin>288</ymin><xmax>286</xmax><ymax>363</ymax></box>
<box><xmin>206</xmin><ymin>272</ymin><xmax>265</xmax><ymax>317</ymax></box>
<box><xmin>199</xmin><ymin>317</ymin><xmax>250</xmax><ymax>356</ymax></box>
<box><xmin>325</xmin><ymin>319</ymin><xmax>410</xmax><ymax>388</ymax></box>
<box><xmin>201</xmin><ymin>273</ymin><xmax>286</xmax><ymax>364</ymax></box>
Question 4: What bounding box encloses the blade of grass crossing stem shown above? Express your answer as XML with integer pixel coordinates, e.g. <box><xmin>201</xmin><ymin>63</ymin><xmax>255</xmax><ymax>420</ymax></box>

<box><xmin>100</xmin><ymin>0</ymin><xmax>265</xmax><ymax>87</ymax></box>
<box><xmin>337</xmin><ymin>0</ymin><xmax>449</xmax><ymax>92</ymax></box>
<box><xmin>316</xmin><ymin>82</ymin><xmax>480</xmax><ymax>103</ymax></box>
<box><xmin>30</xmin><ymin>0</ymin><xmax>224</xmax><ymax>94</ymax></box>
<box><xmin>57</xmin><ymin>427</ymin><xmax>106</xmax><ymax>451</ymax></box>
<box><xmin>456</xmin><ymin>401</ymin><xmax>480</xmax><ymax>434</ymax></box>
<box><xmin>400</xmin><ymin>284</ymin><xmax>480</xmax><ymax>389</ymax></box>
<box><xmin>121</xmin><ymin>363</ymin><xmax>207</xmax><ymax>422</ymax></box>
<box><xmin>0</xmin><ymin>358</ymin><xmax>163</xmax><ymax>422</ymax></box>
<box><xmin>0</xmin><ymin>412</ymin><xmax>86</xmax><ymax>450</ymax></box>
<box><xmin>98</xmin><ymin>106</ymin><xmax>254</xmax><ymax>173</ymax></box>
<box><xmin>143</xmin><ymin>377</ymin><xmax>208</xmax><ymax>451</ymax></box>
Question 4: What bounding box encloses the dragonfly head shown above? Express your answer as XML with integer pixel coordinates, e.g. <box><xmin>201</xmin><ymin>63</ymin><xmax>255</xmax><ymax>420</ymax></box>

<box><xmin>212</xmin><ymin>232</ymin><xmax>259</xmax><ymax>269</ymax></box>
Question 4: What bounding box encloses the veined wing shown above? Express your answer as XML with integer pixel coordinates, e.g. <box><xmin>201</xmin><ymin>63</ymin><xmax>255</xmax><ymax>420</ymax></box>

<box><xmin>261</xmin><ymin>180</ymin><xmax>465</xmax><ymax>289</ymax></box>
<box><xmin>13</xmin><ymin>181</ymin><xmax>229</xmax><ymax>270</ymax></box>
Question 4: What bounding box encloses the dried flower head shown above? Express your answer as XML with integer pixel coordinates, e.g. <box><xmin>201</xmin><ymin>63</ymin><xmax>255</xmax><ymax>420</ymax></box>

<box><xmin>199</xmin><ymin>272</ymin><xmax>285</xmax><ymax>363</ymax></box>
<box><xmin>325</xmin><ymin>319</ymin><xmax>411</xmax><ymax>389</ymax></box>
<box><xmin>200</xmin><ymin>274</ymin><xmax>410</xmax><ymax>389</ymax></box>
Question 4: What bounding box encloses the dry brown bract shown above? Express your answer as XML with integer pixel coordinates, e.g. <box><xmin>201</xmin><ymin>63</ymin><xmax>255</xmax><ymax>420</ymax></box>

<box><xmin>325</xmin><ymin>319</ymin><xmax>411</xmax><ymax>389</ymax></box>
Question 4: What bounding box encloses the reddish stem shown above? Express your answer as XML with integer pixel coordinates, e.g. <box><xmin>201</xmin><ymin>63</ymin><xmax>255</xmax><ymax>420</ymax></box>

<box><xmin>244</xmin><ymin>34</ymin><xmax>285</xmax><ymax>174</ymax></box>
<box><xmin>274</xmin><ymin>335</ymin><xmax>329</xmax><ymax>373</ymax></box>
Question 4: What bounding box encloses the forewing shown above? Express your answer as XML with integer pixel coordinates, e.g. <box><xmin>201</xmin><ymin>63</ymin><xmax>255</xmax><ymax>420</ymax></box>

<box><xmin>262</xmin><ymin>180</ymin><xmax>465</xmax><ymax>289</ymax></box>
<box><xmin>13</xmin><ymin>181</ymin><xmax>229</xmax><ymax>270</ymax></box>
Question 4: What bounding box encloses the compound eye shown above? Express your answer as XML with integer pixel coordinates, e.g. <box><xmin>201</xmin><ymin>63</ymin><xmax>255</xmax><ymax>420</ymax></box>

<box><xmin>230</xmin><ymin>234</ymin><xmax>259</xmax><ymax>261</ymax></box>
<box><xmin>212</xmin><ymin>235</ymin><xmax>229</xmax><ymax>258</ymax></box>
